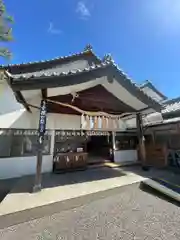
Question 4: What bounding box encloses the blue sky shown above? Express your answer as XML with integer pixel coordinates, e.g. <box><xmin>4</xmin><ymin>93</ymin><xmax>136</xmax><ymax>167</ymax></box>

<box><xmin>3</xmin><ymin>0</ymin><xmax>180</xmax><ymax>98</ymax></box>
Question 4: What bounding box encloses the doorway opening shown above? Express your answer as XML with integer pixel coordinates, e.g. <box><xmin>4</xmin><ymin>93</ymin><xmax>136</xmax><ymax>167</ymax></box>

<box><xmin>86</xmin><ymin>135</ymin><xmax>111</xmax><ymax>165</ymax></box>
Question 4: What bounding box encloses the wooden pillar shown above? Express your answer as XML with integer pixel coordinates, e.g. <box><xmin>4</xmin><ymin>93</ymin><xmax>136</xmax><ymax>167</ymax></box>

<box><xmin>33</xmin><ymin>140</ymin><xmax>43</xmax><ymax>192</ymax></box>
<box><xmin>151</xmin><ymin>131</ymin><xmax>155</xmax><ymax>145</ymax></box>
<box><xmin>33</xmin><ymin>100</ymin><xmax>47</xmax><ymax>192</ymax></box>
<box><xmin>136</xmin><ymin>113</ymin><xmax>147</xmax><ymax>168</ymax></box>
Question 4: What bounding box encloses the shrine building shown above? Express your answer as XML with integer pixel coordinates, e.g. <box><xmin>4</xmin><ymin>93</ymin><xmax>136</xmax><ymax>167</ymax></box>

<box><xmin>0</xmin><ymin>45</ymin><xmax>162</xmax><ymax>179</ymax></box>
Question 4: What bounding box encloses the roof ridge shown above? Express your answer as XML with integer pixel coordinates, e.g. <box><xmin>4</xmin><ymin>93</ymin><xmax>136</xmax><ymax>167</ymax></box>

<box><xmin>0</xmin><ymin>48</ymin><xmax>102</xmax><ymax>68</ymax></box>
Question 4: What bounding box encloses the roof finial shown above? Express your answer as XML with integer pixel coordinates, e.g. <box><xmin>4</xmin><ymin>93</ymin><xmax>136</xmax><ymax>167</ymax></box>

<box><xmin>84</xmin><ymin>44</ymin><xmax>93</xmax><ymax>52</ymax></box>
<box><xmin>102</xmin><ymin>54</ymin><xmax>114</xmax><ymax>63</ymax></box>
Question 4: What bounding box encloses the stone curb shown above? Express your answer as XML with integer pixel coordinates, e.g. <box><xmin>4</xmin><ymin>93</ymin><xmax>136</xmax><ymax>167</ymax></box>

<box><xmin>141</xmin><ymin>179</ymin><xmax>180</xmax><ymax>202</ymax></box>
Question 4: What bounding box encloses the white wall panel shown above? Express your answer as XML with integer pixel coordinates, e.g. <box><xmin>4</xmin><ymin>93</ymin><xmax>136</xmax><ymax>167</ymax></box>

<box><xmin>0</xmin><ymin>155</ymin><xmax>53</xmax><ymax>179</ymax></box>
<box><xmin>114</xmin><ymin>150</ymin><xmax>138</xmax><ymax>163</ymax></box>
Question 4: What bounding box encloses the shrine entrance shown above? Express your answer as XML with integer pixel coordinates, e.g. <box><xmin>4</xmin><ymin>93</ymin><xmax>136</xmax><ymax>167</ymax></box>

<box><xmin>86</xmin><ymin>131</ymin><xmax>112</xmax><ymax>165</ymax></box>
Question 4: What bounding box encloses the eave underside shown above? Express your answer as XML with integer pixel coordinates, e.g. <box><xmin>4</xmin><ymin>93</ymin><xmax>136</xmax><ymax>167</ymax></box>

<box><xmin>10</xmin><ymin>63</ymin><xmax>162</xmax><ymax>114</ymax></box>
<box><xmin>47</xmin><ymin>85</ymin><xmax>136</xmax><ymax>115</ymax></box>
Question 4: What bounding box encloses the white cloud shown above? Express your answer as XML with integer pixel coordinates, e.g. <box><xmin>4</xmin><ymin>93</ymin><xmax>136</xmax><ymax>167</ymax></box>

<box><xmin>76</xmin><ymin>1</ymin><xmax>91</xmax><ymax>19</ymax></box>
<box><xmin>48</xmin><ymin>22</ymin><xmax>62</xmax><ymax>35</ymax></box>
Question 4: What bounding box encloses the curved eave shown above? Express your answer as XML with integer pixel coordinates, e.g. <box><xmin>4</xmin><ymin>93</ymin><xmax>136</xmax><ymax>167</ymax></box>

<box><xmin>0</xmin><ymin>49</ymin><xmax>101</xmax><ymax>71</ymax></box>
<box><xmin>9</xmin><ymin>62</ymin><xmax>162</xmax><ymax>113</ymax></box>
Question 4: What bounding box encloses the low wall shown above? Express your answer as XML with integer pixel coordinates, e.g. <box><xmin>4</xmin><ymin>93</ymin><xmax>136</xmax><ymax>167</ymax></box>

<box><xmin>114</xmin><ymin>150</ymin><xmax>138</xmax><ymax>163</ymax></box>
<box><xmin>0</xmin><ymin>155</ymin><xmax>53</xmax><ymax>180</ymax></box>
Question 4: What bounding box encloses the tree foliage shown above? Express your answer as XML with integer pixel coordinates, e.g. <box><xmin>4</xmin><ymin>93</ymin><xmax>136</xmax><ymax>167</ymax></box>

<box><xmin>0</xmin><ymin>0</ymin><xmax>13</xmax><ymax>58</ymax></box>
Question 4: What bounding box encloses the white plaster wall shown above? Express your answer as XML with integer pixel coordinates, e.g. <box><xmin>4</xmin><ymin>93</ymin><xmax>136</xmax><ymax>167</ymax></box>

<box><xmin>114</xmin><ymin>150</ymin><xmax>138</xmax><ymax>163</ymax></box>
<box><xmin>0</xmin><ymin>81</ymin><xmax>33</xmax><ymax>129</ymax></box>
<box><xmin>0</xmin><ymin>81</ymin><xmax>23</xmax><ymax>115</ymax></box>
<box><xmin>0</xmin><ymin>155</ymin><xmax>53</xmax><ymax>179</ymax></box>
<box><xmin>124</xmin><ymin>117</ymin><xmax>136</xmax><ymax>128</ymax></box>
<box><xmin>0</xmin><ymin>85</ymin><xmax>81</xmax><ymax>130</ymax></box>
<box><xmin>0</xmin><ymin>85</ymin><xmax>81</xmax><ymax>179</ymax></box>
<box><xmin>48</xmin><ymin>113</ymin><xmax>81</xmax><ymax>130</ymax></box>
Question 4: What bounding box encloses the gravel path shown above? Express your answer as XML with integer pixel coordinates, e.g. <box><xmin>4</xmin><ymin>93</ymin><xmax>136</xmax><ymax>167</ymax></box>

<box><xmin>0</xmin><ymin>183</ymin><xmax>180</xmax><ymax>240</ymax></box>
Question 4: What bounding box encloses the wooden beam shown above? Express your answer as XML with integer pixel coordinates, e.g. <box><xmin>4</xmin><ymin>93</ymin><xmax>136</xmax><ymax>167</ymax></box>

<box><xmin>41</xmin><ymin>89</ymin><xmax>47</xmax><ymax>99</ymax></box>
<box><xmin>15</xmin><ymin>91</ymin><xmax>32</xmax><ymax>112</ymax></box>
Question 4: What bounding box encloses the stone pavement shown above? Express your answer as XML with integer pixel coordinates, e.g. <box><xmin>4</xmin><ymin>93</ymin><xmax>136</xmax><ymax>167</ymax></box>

<box><xmin>0</xmin><ymin>167</ymin><xmax>146</xmax><ymax>217</ymax></box>
<box><xmin>0</xmin><ymin>183</ymin><xmax>180</xmax><ymax>240</ymax></box>
<box><xmin>0</xmin><ymin>166</ymin><xmax>179</xmax><ymax>229</ymax></box>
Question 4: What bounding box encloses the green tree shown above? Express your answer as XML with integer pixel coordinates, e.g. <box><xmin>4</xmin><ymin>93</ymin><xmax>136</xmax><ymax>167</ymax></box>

<box><xmin>0</xmin><ymin>0</ymin><xmax>13</xmax><ymax>58</ymax></box>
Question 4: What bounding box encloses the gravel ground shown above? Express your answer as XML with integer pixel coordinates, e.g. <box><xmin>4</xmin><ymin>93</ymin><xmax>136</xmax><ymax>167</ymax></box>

<box><xmin>0</xmin><ymin>183</ymin><xmax>180</xmax><ymax>240</ymax></box>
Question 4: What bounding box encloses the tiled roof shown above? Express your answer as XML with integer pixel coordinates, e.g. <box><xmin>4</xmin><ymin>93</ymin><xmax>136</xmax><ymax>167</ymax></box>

<box><xmin>11</xmin><ymin>61</ymin><xmax>110</xmax><ymax>80</ymax></box>
<box><xmin>145</xmin><ymin>116</ymin><xmax>180</xmax><ymax>127</ymax></box>
<box><xmin>110</xmin><ymin>62</ymin><xmax>162</xmax><ymax>106</ymax></box>
<box><xmin>162</xmin><ymin>96</ymin><xmax>180</xmax><ymax>105</ymax></box>
<box><xmin>125</xmin><ymin>114</ymin><xmax>180</xmax><ymax>129</ymax></box>
<box><xmin>8</xmin><ymin>59</ymin><xmax>162</xmax><ymax>109</ymax></box>
<box><xmin>0</xmin><ymin>48</ymin><xmax>101</xmax><ymax>68</ymax></box>
<box><xmin>162</xmin><ymin>101</ymin><xmax>180</xmax><ymax>114</ymax></box>
<box><xmin>139</xmin><ymin>80</ymin><xmax>167</xmax><ymax>102</ymax></box>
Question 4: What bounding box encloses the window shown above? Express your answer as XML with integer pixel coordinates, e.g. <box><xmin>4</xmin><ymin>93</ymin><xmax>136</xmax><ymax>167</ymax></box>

<box><xmin>115</xmin><ymin>135</ymin><xmax>137</xmax><ymax>150</ymax></box>
<box><xmin>0</xmin><ymin>129</ymin><xmax>51</xmax><ymax>158</ymax></box>
<box><xmin>0</xmin><ymin>130</ymin><xmax>11</xmax><ymax>157</ymax></box>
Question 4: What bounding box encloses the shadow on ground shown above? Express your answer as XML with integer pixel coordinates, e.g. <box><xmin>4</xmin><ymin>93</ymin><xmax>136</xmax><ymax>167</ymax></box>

<box><xmin>5</xmin><ymin>165</ymin><xmax>180</xmax><ymax>195</ymax></box>
<box><xmin>10</xmin><ymin>167</ymin><xmax>126</xmax><ymax>194</ymax></box>
<box><xmin>0</xmin><ymin>178</ymin><xmax>20</xmax><ymax>202</ymax></box>
<box><xmin>120</xmin><ymin>165</ymin><xmax>180</xmax><ymax>183</ymax></box>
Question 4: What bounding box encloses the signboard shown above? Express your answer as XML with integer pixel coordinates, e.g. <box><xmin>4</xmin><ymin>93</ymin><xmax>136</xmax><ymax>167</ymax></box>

<box><xmin>38</xmin><ymin>100</ymin><xmax>47</xmax><ymax>138</ymax></box>
<box><xmin>38</xmin><ymin>100</ymin><xmax>47</xmax><ymax>145</ymax></box>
